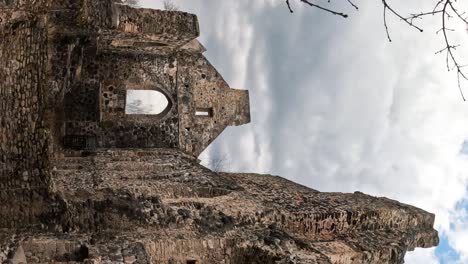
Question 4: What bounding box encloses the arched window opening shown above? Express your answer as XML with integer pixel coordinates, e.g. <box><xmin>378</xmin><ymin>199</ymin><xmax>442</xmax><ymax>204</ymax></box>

<box><xmin>125</xmin><ymin>90</ymin><xmax>169</xmax><ymax>115</ymax></box>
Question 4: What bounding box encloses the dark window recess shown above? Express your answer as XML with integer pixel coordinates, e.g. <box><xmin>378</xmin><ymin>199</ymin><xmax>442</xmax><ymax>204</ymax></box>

<box><xmin>195</xmin><ymin>107</ymin><xmax>213</xmax><ymax>117</ymax></box>
<box><xmin>63</xmin><ymin>135</ymin><xmax>97</xmax><ymax>150</ymax></box>
<box><xmin>64</xmin><ymin>86</ymin><xmax>100</xmax><ymax>122</ymax></box>
<box><xmin>186</xmin><ymin>260</ymin><xmax>197</xmax><ymax>264</ymax></box>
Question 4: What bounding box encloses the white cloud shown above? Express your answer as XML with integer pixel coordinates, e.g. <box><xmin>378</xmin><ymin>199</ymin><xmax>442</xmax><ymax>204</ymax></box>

<box><xmin>406</xmin><ymin>248</ymin><xmax>439</xmax><ymax>264</ymax></box>
<box><xmin>446</xmin><ymin>203</ymin><xmax>468</xmax><ymax>262</ymax></box>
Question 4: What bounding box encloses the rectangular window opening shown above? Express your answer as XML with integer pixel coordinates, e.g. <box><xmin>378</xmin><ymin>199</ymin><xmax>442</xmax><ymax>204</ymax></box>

<box><xmin>195</xmin><ymin>107</ymin><xmax>213</xmax><ymax>117</ymax></box>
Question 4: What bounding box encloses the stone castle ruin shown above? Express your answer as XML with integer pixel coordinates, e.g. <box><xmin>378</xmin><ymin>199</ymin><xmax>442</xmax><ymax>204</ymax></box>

<box><xmin>1</xmin><ymin>0</ymin><xmax>438</xmax><ymax>263</ymax></box>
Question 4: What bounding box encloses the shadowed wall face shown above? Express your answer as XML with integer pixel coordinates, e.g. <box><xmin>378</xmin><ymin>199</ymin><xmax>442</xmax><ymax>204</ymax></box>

<box><xmin>62</xmin><ymin>52</ymin><xmax>180</xmax><ymax>150</ymax></box>
<box><xmin>0</xmin><ymin>1</ymin><xmax>50</xmax><ymax>228</ymax></box>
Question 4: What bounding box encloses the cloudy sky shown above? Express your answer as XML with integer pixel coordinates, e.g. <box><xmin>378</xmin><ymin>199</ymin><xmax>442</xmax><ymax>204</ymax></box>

<box><xmin>140</xmin><ymin>1</ymin><xmax>468</xmax><ymax>263</ymax></box>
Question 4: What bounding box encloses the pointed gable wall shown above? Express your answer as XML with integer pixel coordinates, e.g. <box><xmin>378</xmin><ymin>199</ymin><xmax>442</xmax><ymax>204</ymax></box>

<box><xmin>177</xmin><ymin>53</ymin><xmax>250</xmax><ymax>156</ymax></box>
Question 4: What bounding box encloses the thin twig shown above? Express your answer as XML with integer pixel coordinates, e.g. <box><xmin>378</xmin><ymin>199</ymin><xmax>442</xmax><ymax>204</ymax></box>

<box><xmin>300</xmin><ymin>0</ymin><xmax>348</xmax><ymax>18</ymax></box>
<box><xmin>285</xmin><ymin>0</ymin><xmax>349</xmax><ymax>17</ymax></box>
<box><xmin>286</xmin><ymin>0</ymin><xmax>294</xmax><ymax>13</ymax></box>
<box><xmin>383</xmin><ymin>4</ymin><xmax>392</xmax><ymax>42</ymax></box>
<box><xmin>438</xmin><ymin>0</ymin><xmax>466</xmax><ymax>100</ymax></box>
<box><xmin>346</xmin><ymin>0</ymin><xmax>359</xmax><ymax>10</ymax></box>
<box><xmin>381</xmin><ymin>0</ymin><xmax>424</xmax><ymax>33</ymax></box>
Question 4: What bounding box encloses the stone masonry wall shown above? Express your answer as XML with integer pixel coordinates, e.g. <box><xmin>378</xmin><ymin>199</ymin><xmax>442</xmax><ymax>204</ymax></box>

<box><xmin>0</xmin><ymin>148</ymin><xmax>436</xmax><ymax>263</ymax></box>
<box><xmin>61</xmin><ymin>51</ymin><xmax>180</xmax><ymax>149</ymax></box>
<box><xmin>0</xmin><ymin>1</ymin><xmax>50</xmax><ymax>227</ymax></box>
<box><xmin>0</xmin><ymin>0</ymin><xmax>48</xmax><ymax>10</ymax></box>
<box><xmin>46</xmin><ymin>0</ymin><xmax>200</xmax><ymax>152</ymax></box>
<box><xmin>110</xmin><ymin>5</ymin><xmax>199</xmax><ymax>49</ymax></box>
<box><xmin>177</xmin><ymin>53</ymin><xmax>250</xmax><ymax>156</ymax></box>
<box><xmin>46</xmin><ymin>35</ymin><xmax>95</xmax><ymax>156</ymax></box>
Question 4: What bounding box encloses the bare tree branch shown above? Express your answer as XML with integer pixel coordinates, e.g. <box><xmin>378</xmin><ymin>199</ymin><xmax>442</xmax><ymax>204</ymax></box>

<box><xmin>381</xmin><ymin>0</ymin><xmax>424</xmax><ymax>42</ymax></box>
<box><xmin>440</xmin><ymin>0</ymin><xmax>467</xmax><ymax>100</ymax></box>
<box><xmin>286</xmin><ymin>0</ymin><xmax>349</xmax><ymax>17</ymax></box>
<box><xmin>286</xmin><ymin>0</ymin><xmax>294</xmax><ymax>13</ymax></box>
<box><xmin>347</xmin><ymin>0</ymin><xmax>359</xmax><ymax>11</ymax></box>
<box><xmin>284</xmin><ymin>0</ymin><xmax>468</xmax><ymax>101</ymax></box>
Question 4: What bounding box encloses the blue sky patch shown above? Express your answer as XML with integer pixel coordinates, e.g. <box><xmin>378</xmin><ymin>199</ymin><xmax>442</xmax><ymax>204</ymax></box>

<box><xmin>436</xmin><ymin>234</ymin><xmax>460</xmax><ymax>264</ymax></box>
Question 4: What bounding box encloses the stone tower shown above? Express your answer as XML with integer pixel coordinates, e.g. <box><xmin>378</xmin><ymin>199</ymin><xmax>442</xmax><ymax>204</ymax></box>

<box><xmin>1</xmin><ymin>0</ymin><xmax>438</xmax><ymax>263</ymax></box>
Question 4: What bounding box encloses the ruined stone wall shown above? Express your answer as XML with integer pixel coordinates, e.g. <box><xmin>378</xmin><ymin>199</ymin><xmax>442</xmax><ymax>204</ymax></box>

<box><xmin>108</xmin><ymin>6</ymin><xmax>199</xmax><ymax>50</ymax></box>
<box><xmin>43</xmin><ymin>0</ymin><xmax>239</xmax><ymax>155</ymax></box>
<box><xmin>46</xmin><ymin>0</ymin><xmax>117</xmax><ymax>154</ymax></box>
<box><xmin>45</xmin><ymin>0</ymin><xmax>202</xmax><ymax>152</ymax></box>
<box><xmin>80</xmin><ymin>0</ymin><xmax>114</xmax><ymax>29</ymax></box>
<box><xmin>177</xmin><ymin>53</ymin><xmax>250</xmax><ymax>156</ymax></box>
<box><xmin>0</xmin><ymin>0</ymin><xmax>48</xmax><ymax>9</ymax></box>
<box><xmin>0</xmin><ymin>147</ymin><xmax>438</xmax><ymax>263</ymax></box>
<box><xmin>96</xmin><ymin>52</ymin><xmax>179</xmax><ymax>148</ymax></box>
<box><xmin>223</xmin><ymin>173</ymin><xmax>438</xmax><ymax>246</ymax></box>
<box><xmin>0</xmin><ymin>1</ymin><xmax>50</xmax><ymax>227</ymax></box>
<box><xmin>48</xmin><ymin>148</ymin><xmax>237</xmax><ymax>233</ymax></box>
<box><xmin>60</xmin><ymin>51</ymin><xmax>180</xmax><ymax>149</ymax></box>
<box><xmin>0</xmin><ymin>3</ymin><xmax>438</xmax><ymax>263</ymax></box>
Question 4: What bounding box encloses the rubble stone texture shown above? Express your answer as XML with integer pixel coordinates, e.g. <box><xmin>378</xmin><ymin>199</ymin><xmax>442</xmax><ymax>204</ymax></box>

<box><xmin>0</xmin><ymin>0</ymin><xmax>438</xmax><ymax>263</ymax></box>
